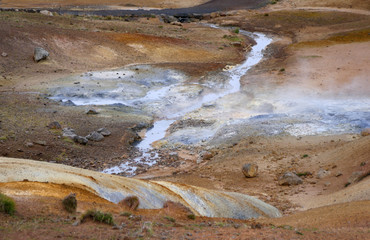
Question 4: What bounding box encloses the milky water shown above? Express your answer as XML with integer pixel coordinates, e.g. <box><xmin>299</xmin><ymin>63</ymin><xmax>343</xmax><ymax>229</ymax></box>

<box><xmin>49</xmin><ymin>26</ymin><xmax>369</xmax><ymax>176</ymax></box>
<box><xmin>101</xmin><ymin>31</ymin><xmax>272</xmax><ymax>175</ymax></box>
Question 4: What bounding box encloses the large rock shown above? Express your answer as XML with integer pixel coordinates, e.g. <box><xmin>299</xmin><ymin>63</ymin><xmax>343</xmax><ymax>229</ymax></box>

<box><xmin>33</xmin><ymin>47</ymin><xmax>49</xmax><ymax>62</ymax></box>
<box><xmin>278</xmin><ymin>172</ymin><xmax>303</xmax><ymax>186</ymax></box>
<box><xmin>97</xmin><ymin>128</ymin><xmax>111</xmax><ymax>136</ymax></box>
<box><xmin>62</xmin><ymin>128</ymin><xmax>77</xmax><ymax>139</ymax></box>
<box><xmin>0</xmin><ymin>157</ymin><xmax>282</xmax><ymax>220</ymax></box>
<box><xmin>86</xmin><ymin>131</ymin><xmax>104</xmax><ymax>142</ymax></box>
<box><xmin>242</xmin><ymin>163</ymin><xmax>258</xmax><ymax>178</ymax></box>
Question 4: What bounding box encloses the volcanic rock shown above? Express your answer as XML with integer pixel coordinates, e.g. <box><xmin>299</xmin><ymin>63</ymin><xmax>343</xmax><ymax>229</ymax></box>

<box><xmin>278</xmin><ymin>172</ymin><xmax>303</xmax><ymax>186</ymax></box>
<box><xmin>97</xmin><ymin>128</ymin><xmax>111</xmax><ymax>136</ymax></box>
<box><xmin>62</xmin><ymin>128</ymin><xmax>77</xmax><ymax>139</ymax></box>
<box><xmin>73</xmin><ymin>136</ymin><xmax>88</xmax><ymax>145</ymax></box>
<box><xmin>86</xmin><ymin>131</ymin><xmax>104</xmax><ymax>142</ymax></box>
<box><xmin>242</xmin><ymin>163</ymin><xmax>258</xmax><ymax>178</ymax></box>
<box><xmin>33</xmin><ymin>47</ymin><xmax>49</xmax><ymax>62</ymax></box>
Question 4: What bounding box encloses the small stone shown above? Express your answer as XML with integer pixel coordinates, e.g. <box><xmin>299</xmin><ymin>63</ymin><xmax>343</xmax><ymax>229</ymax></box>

<box><xmin>40</xmin><ymin>10</ymin><xmax>53</xmax><ymax>16</ymax></box>
<box><xmin>361</xmin><ymin>128</ymin><xmax>370</xmax><ymax>136</ymax></box>
<box><xmin>317</xmin><ymin>169</ymin><xmax>331</xmax><ymax>179</ymax></box>
<box><xmin>278</xmin><ymin>172</ymin><xmax>303</xmax><ymax>186</ymax></box>
<box><xmin>200</xmin><ymin>151</ymin><xmax>214</xmax><ymax>160</ymax></box>
<box><xmin>86</xmin><ymin>131</ymin><xmax>104</xmax><ymax>141</ymax></box>
<box><xmin>335</xmin><ymin>172</ymin><xmax>343</xmax><ymax>177</ymax></box>
<box><xmin>34</xmin><ymin>140</ymin><xmax>47</xmax><ymax>146</ymax></box>
<box><xmin>72</xmin><ymin>220</ymin><xmax>80</xmax><ymax>226</ymax></box>
<box><xmin>112</xmin><ymin>224</ymin><xmax>122</xmax><ymax>230</ymax></box>
<box><xmin>62</xmin><ymin>193</ymin><xmax>77</xmax><ymax>213</ymax></box>
<box><xmin>97</xmin><ymin>128</ymin><xmax>111</xmax><ymax>136</ymax></box>
<box><xmin>34</xmin><ymin>47</ymin><xmax>49</xmax><ymax>62</ymax></box>
<box><xmin>324</xmin><ymin>182</ymin><xmax>331</xmax><ymax>187</ymax></box>
<box><xmin>242</xmin><ymin>163</ymin><xmax>258</xmax><ymax>178</ymax></box>
<box><xmin>25</xmin><ymin>142</ymin><xmax>34</xmax><ymax>147</ymax></box>
<box><xmin>73</xmin><ymin>135</ymin><xmax>88</xmax><ymax>145</ymax></box>
<box><xmin>86</xmin><ymin>109</ymin><xmax>98</xmax><ymax>115</ymax></box>
<box><xmin>169</xmin><ymin>152</ymin><xmax>179</xmax><ymax>161</ymax></box>
<box><xmin>48</xmin><ymin>121</ymin><xmax>62</xmax><ymax>130</ymax></box>
<box><xmin>1</xmin><ymin>52</ymin><xmax>7</xmax><ymax>57</ymax></box>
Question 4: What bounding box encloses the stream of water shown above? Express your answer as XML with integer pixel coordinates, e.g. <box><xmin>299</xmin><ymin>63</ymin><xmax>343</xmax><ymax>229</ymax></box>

<box><xmin>102</xmin><ymin>29</ymin><xmax>273</xmax><ymax>175</ymax></box>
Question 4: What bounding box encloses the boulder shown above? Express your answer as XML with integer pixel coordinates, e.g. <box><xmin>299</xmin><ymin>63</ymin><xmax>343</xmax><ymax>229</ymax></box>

<box><xmin>33</xmin><ymin>47</ymin><xmax>49</xmax><ymax>62</ymax></box>
<box><xmin>62</xmin><ymin>128</ymin><xmax>77</xmax><ymax>139</ymax></box>
<box><xmin>278</xmin><ymin>172</ymin><xmax>303</xmax><ymax>186</ymax></box>
<box><xmin>86</xmin><ymin>131</ymin><xmax>104</xmax><ymax>142</ymax></box>
<box><xmin>242</xmin><ymin>163</ymin><xmax>258</xmax><ymax>178</ymax></box>
<box><xmin>97</xmin><ymin>128</ymin><xmax>111</xmax><ymax>136</ymax></box>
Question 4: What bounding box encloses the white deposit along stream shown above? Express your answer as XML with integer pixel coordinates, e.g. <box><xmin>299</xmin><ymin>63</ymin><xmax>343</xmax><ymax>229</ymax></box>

<box><xmin>102</xmin><ymin>30</ymin><xmax>273</xmax><ymax>175</ymax></box>
<box><xmin>49</xmin><ymin>24</ymin><xmax>369</xmax><ymax>176</ymax></box>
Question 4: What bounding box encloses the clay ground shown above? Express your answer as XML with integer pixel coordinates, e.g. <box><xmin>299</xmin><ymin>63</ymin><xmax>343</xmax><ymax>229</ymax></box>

<box><xmin>0</xmin><ymin>0</ymin><xmax>370</xmax><ymax>239</ymax></box>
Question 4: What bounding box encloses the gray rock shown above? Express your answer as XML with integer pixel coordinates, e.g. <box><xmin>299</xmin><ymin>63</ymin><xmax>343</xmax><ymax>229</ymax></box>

<box><xmin>73</xmin><ymin>136</ymin><xmax>88</xmax><ymax>145</ymax></box>
<box><xmin>242</xmin><ymin>163</ymin><xmax>258</xmax><ymax>178</ymax></box>
<box><xmin>48</xmin><ymin>121</ymin><xmax>62</xmax><ymax>130</ymax></box>
<box><xmin>97</xmin><ymin>128</ymin><xmax>111</xmax><ymax>136</ymax></box>
<box><xmin>25</xmin><ymin>142</ymin><xmax>34</xmax><ymax>148</ymax></box>
<box><xmin>61</xmin><ymin>100</ymin><xmax>76</xmax><ymax>106</ymax></box>
<box><xmin>40</xmin><ymin>10</ymin><xmax>53</xmax><ymax>16</ymax></box>
<box><xmin>160</xmin><ymin>14</ymin><xmax>178</xmax><ymax>23</ymax></box>
<box><xmin>317</xmin><ymin>169</ymin><xmax>331</xmax><ymax>179</ymax></box>
<box><xmin>34</xmin><ymin>47</ymin><xmax>49</xmax><ymax>62</ymax></box>
<box><xmin>86</xmin><ymin>109</ymin><xmax>98</xmax><ymax>115</ymax></box>
<box><xmin>278</xmin><ymin>172</ymin><xmax>303</xmax><ymax>186</ymax></box>
<box><xmin>34</xmin><ymin>140</ymin><xmax>47</xmax><ymax>146</ymax></box>
<box><xmin>86</xmin><ymin>131</ymin><xmax>104</xmax><ymax>141</ymax></box>
<box><xmin>1</xmin><ymin>52</ymin><xmax>7</xmax><ymax>57</ymax></box>
<box><xmin>72</xmin><ymin>220</ymin><xmax>80</xmax><ymax>226</ymax></box>
<box><xmin>62</xmin><ymin>128</ymin><xmax>77</xmax><ymax>139</ymax></box>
